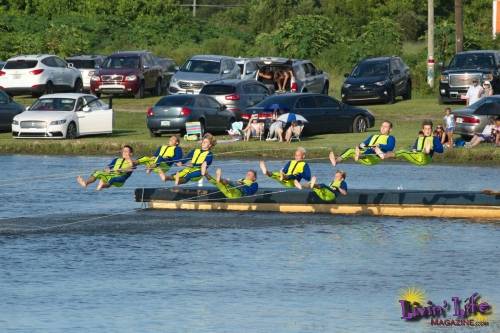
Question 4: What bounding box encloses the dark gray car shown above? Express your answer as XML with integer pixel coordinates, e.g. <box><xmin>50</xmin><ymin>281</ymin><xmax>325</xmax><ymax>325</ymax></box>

<box><xmin>0</xmin><ymin>90</ymin><xmax>24</xmax><ymax>132</ymax></box>
<box><xmin>146</xmin><ymin>94</ymin><xmax>235</xmax><ymax>137</ymax></box>
<box><xmin>199</xmin><ymin>79</ymin><xmax>270</xmax><ymax>120</ymax></box>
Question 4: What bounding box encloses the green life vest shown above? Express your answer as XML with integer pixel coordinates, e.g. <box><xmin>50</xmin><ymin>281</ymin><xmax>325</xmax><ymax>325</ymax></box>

<box><xmin>113</xmin><ymin>158</ymin><xmax>132</xmax><ymax>174</ymax></box>
<box><xmin>416</xmin><ymin>136</ymin><xmax>434</xmax><ymax>152</ymax></box>
<box><xmin>240</xmin><ymin>178</ymin><xmax>255</xmax><ymax>187</ymax></box>
<box><xmin>155</xmin><ymin>145</ymin><xmax>177</xmax><ymax>163</ymax></box>
<box><xmin>368</xmin><ymin>134</ymin><xmax>389</xmax><ymax>146</ymax></box>
<box><xmin>329</xmin><ymin>178</ymin><xmax>343</xmax><ymax>190</ymax></box>
<box><xmin>286</xmin><ymin>160</ymin><xmax>306</xmax><ymax>176</ymax></box>
<box><xmin>191</xmin><ymin>148</ymin><xmax>210</xmax><ymax>166</ymax></box>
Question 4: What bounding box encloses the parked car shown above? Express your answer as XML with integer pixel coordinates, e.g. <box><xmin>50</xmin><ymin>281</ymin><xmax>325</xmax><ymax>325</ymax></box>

<box><xmin>154</xmin><ymin>57</ymin><xmax>177</xmax><ymax>92</ymax></box>
<box><xmin>12</xmin><ymin>93</ymin><xmax>113</xmax><ymax>139</ymax></box>
<box><xmin>199</xmin><ymin>79</ymin><xmax>270</xmax><ymax>120</ymax></box>
<box><xmin>66</xmin><ymin>55</ymin><xmax>106</xmax><ymax>91</ymax></box>
<box><xmin>341</xmin><ymin>56</ymin><xmax>412</xmax><ymax>104</ymax></box>
<box><xmin>0</xmin><ymin>90</ymin><xmax>24</xmax><ymax>132</ymax></box>
<box><xmin>236</xmin><ymin>58</ymin><xmax>261</xmax><ymax>80</ymax></box>
<box><xmin>255</xmin><ymin>57</ymin><xmax>329</xmax><ymax>94</ymax></box>
<box><xmin>146</xmin><ymin>94</ymin><xmax>235</xmax><ymax>137</ymax></box>
<box><xmin>90</xmin><ymin>51</ymin><xmax>163</xmax><ymax>99</ymax></box>
<box><xmin>245</xmin><ymin>93</ymin><xmax>375</xmax><ymax>135</ymax></box>
<box><xmin>439</xmin><ymin>50</ymin><xmax>500</xmax><ymax>104</ymax></box>
<box><xmin>168</xmin><ymin>55</ymin><xmax>240</xmax><ymax>95</ymax></box>
<box><xmin>0</xmin><ymin>54</ymin><xmax>83</xmax><ymax>97</ymax></box>
<box><xmin>452</xmin><ymin>95</ymin><xmax>500</xmax><ymax>138</ymax></box>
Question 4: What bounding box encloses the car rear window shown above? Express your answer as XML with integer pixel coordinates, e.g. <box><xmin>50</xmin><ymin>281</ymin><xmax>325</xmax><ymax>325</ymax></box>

<box><xmin>68</xmin><ymin>60</ymin><xmax>95</xmax><ymax>69</ymax></box>
<box><xmin>254</xmin><ymin>96</ymin><xmax>294</xmax><ymax>109</ymax></box>
<box><xmin>200</xmin><ymin>85</ymin><xmax>236</xmax><ymax>95</ymax></box>
<box><xmin>4</xmin><ymin>60</ymin><xmax>38</xmax><ymax>69</ymax></box>
<box><xmin>156</xmin><ymin>96</ymin><xmax>193</xmax><ymax>107</ymax></box>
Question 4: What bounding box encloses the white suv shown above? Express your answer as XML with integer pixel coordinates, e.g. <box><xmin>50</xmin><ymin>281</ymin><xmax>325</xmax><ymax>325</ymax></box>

<box><xmin>0</xmin><ymin>54</ymin><xmax>83</xmax><ymax>97</ymax></box>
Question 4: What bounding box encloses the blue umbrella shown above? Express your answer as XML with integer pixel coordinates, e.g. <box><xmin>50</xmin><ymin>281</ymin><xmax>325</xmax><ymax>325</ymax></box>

<box><xmin>277</xmin><ymin>113</ymin><xmax>308</xmax><ymax>123</ymax></box>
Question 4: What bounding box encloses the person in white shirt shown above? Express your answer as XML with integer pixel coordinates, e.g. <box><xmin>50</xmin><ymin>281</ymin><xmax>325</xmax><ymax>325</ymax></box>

<box><xmin>465</xmin><ymin>79</ymin><xmax>483</xmax><ymax>106</ymax></box>
<box><xmin>467</xmin><ymin>117</ymin><xmax>497</xmax><ymax>147</ymax></box>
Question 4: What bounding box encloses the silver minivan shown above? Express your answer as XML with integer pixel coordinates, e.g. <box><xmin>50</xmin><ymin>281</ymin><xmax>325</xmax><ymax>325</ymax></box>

<box><xmin>169</xmin><ymin>55</ymin><xmax>240</xmax><ymax>95</ymax></box>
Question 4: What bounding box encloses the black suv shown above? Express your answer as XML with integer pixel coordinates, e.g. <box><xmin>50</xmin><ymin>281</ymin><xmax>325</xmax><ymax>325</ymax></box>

<box><xmin>341</xmin><ymin>56</ymin><xmax>411</xmax><ymax>104</ymax></box>
<box><xmin>439</xmin><ymin>50</ymin><xmax>500</xmax><ymax>103</ymax></box>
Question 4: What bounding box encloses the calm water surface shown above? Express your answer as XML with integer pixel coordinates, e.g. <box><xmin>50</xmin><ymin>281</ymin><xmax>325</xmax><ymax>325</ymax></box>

<box><xmin>0</xmin><ymin>155</ymin><xmax>499</xmax><ymax>332</ymax></box>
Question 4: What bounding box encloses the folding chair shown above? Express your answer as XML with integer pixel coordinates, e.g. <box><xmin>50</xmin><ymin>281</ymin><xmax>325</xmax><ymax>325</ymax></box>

<box><xmin>289</xmin><ymin>124</ymin><xmax>304</xmax><ymax>142</ymax></box>
<box><xmin>184</xmin><ymin>121</ymin><xmax>203</xmax><ymax>141</ymax></box>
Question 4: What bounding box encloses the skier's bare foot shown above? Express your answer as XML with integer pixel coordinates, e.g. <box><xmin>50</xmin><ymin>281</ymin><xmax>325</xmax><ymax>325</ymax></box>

<box><xmin>215</xmin><ymin>168</ymin><xmax>222</xmax><ymax>183</ymax></box>
<box><xmin>76</xmin><ymin>176</ymin><xmax>87</xmax><ymax>188</ymax></box>
<box><xmin>259</xmin><ymin>161</ymin><xmax>267</xmax><ymax>175</ymax></box>
<box><xmin>309</xmin><ymin>176</ymin><xmax>317</xmax><ymax>189</ymax></box>
<box><xmin>174</xmin><ymin>172</ymin><xmax>180</xmax><ymax>186</ymax></box>
<box><xmin>329</xmin><ymin>151</ymin><xmax>336</xmax><ymax>166</ymax></box>
<box><xmin>354</xmin><ymin>146</ymin><xmax>361</xmax><ymax>162</ymax></box>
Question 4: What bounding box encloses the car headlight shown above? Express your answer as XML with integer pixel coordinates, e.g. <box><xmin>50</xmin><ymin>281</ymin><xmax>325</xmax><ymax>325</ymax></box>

<box><xmin>88</xmin><ymin>71</ymin><xmax>95</xmax><ymax>77</ymax></box>
<box><xmin>343</xmin><ymin>83</ymin><xmax>351</xmax><ymax>88</ymax></box>
<box><xmin>374</xmin><ymin>81</ymin><xmax>386</xmax><ymax>86</ymax></box>
<box><xmin>482</xmin><ymin>73</ymin><xmax>493</xmax><ymax>81</ymax></box>
<box><xmin>170</xmin><ymin>77</ymin><xmax>177</xmax><ymax>84</ymax></box>
<box><xmin>50</xmin><ymin>119</ymin><xmax>67</xmax><ymax>125</ymax></box>
<box><xmin>91</xmin><ymin>75</ymin><xmax>100</xmax><ymax>81</ymax></box>
<box><xmin>125</xmin><ymin>75</ymin><xmax>137</xmax><ymax>81</ymax></box>
<box><xmin>440</xmin><ymin>74</ymin><xmax>449</xmax><ymax>83</ymax></box>
<box><xmin>12</xmin><ymin>120</ymin><xmax>19</xmax><ymax>125</ymax></box>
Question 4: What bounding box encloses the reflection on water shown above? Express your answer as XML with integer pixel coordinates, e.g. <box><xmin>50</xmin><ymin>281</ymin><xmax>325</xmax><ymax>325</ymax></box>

<box><xmin>0</xmin><ymin>155</ymin><xmax>499</xmax><ymax>332</ymax></box>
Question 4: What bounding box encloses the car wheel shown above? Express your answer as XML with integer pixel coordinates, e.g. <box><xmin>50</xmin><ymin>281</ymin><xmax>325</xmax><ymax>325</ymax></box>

<box><xmin>322</xmin><ymin>82</ymin><xmax>329</xmax><ymax>95</ymax></box>
<box><xmin>66</xmin><ymin>122</ymin><xmax>77</xmax><ymax>139</ymax></box>
<box><xmin>402</xmin><ymin>81</ymin><xmax>412</xmax><ymax>100</ymax></box>
<box><xmin>150</xmin><ymin>130</ymin><xmax>161</xmax><ymax>137</ymax></box>
<box><xmin>153</xmin><ymin>79</ymin><xmax>162</xmax><ymax>96</ymax></box>
<box><xmin>45</xmin><ymin>81</ymin><xmax>54</xmax><ymax>95</ymax></box>
<box><xmin>134</xmin><ymin>81</ymin><xmax>145</xmax><ymax>99</ymax></box>
<box><xmin>386</xmin><ymin>87</ymin><xmax>395</xmax><ymax>104</ymax></box>
<box><xmin>352</xmin><ymin>116</ymin><xmax>367</xmax><ymax>133</ymax></box>
<box><xmin>73</xmin><ymin>79</ymin><xmax>83</xmax><ymax>93</ymax></box>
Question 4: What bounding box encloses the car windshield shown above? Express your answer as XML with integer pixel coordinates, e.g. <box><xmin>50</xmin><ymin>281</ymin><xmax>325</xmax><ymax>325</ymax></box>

<box><xmin>67</xmin><ymin>60</ymin><xmax>95</xmax><ymax>69</ymax></box>
<box><xmin>448</xmin><ymin>54</ymin><xmax>496</xmax><ymax>70</ymax></box>
<box><xmin>155</xmin><ymin>96</ymin><xmax>193</xmax><ymax>107</ymax></box>
<box><xmin>30</xmin><ymin>98</ymin><xmax>76</xmax><ymax>111</ymax></box>
<box><xmin>351</xmin><ymin>61</ymin><xmax>389</xmax><ymax>78</ymax></box>
<box><xmin>180</xmin><ymin>60</ymin><xmax>220</xmax><ymax>74</ymax></box>
<box><xmin>200</xmin><ymin>85</ymin><xmax>236</xmax><ymax>95</ymax></box>
<box><xmin>102</xmin><ymin>56</ymin><xmax>140</xmax><ymax>69</ymax></box>
<box><xmin>4</xmin><ymin>60</ymin><xmax>38</xmax><ymax>69</ymax></box>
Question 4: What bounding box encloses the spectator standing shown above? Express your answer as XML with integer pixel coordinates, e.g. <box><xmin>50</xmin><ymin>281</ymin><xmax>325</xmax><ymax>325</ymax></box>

<box><xmin>480</xmin><ymin>81</ymin><xmax>493</xmax><ymax>98</ymax></box>
<box><xmin>442</xmin><ymin>107</ymin><xmax>455</xmax><ymax>148</ymax></box>
<box><xmin>465</xmin><ymin>79</ymin><xmax>483</xmax><ymax>106</ymax></box>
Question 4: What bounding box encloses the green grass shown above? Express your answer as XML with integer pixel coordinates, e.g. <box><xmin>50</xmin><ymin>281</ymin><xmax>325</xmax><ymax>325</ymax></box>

<box><xmin>1</xmin><ymin>96</ymin><xmax>499</xmax><ymax>165</ymax></box>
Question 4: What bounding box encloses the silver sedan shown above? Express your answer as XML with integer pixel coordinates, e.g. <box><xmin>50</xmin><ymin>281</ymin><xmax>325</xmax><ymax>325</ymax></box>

<box><xmin>452</xmin><ymin>95</ymin><xmax>500</xmax><ymax>138</ymax></box>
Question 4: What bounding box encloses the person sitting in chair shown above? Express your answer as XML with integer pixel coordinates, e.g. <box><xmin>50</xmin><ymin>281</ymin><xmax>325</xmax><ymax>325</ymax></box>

<box><xmin>284</xmin><ymin>121</ymin><xmax>303</xmax><ymax>143</ymax></box>
<box><xmin>243</xmin><ymin>115</ymin><xmax>264</xmax><ymax>141</ymax></box>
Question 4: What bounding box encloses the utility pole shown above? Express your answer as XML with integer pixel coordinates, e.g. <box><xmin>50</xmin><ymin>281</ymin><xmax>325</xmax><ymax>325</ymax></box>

<box><xmin>455</xmin><ymin>0</ymin><xmax>463</xmax><ymax>52</ymax></box>
<box><xmin>193</xmin><ymin>0</ymin><xmax>197</xmax><ymax>17</ymax></box>
<box><xmin>427</xmin><ymin>0</ymin><xmax>435</xmax><ymax>87</ymax></box>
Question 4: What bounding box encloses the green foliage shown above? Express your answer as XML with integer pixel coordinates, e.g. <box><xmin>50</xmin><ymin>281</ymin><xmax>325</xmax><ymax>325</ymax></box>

<box><xmin>0</xmin><ymin>0</ymin><xmax>498</xmax><ymax>96</ymax></box>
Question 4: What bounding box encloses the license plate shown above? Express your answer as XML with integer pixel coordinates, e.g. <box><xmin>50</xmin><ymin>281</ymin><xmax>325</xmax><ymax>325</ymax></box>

<box><xmin>13</xmin><ymin>74</ymin><xmax>21</xmax><ymax>79</ymax></box>
<box><xmin>186</xmin><ymin>90</ymin><xmax>194</xmax><ymax>94</ymax></box>
<box><xmin>455</xmin><ymin>117</ymin><xmax>463</xmax><ymax>124</ymax></box>
<box><xmin>161</xmin><ymin>120</ymin><xmax>171</xmax><ymax>127</ymax></box>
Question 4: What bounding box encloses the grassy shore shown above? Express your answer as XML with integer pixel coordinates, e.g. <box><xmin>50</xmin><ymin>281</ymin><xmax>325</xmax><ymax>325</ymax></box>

<box><xmin>0</xmin><ymin>95</ymin><xmax>498</xmax><ymax>165</ymax></box>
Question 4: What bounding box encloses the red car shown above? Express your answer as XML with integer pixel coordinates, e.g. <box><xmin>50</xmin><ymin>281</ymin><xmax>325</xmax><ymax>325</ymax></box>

<box><xmin>90</xmin><ymin>51</ymin><xmax>163</xmax><ymax>99</ymax></box>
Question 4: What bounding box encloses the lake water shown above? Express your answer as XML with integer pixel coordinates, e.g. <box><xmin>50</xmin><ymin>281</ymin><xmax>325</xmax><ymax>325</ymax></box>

<box><xmin>0</xmin><ymin>155</ymin><xmax>499</xmax><ymax>332</ymax></box>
